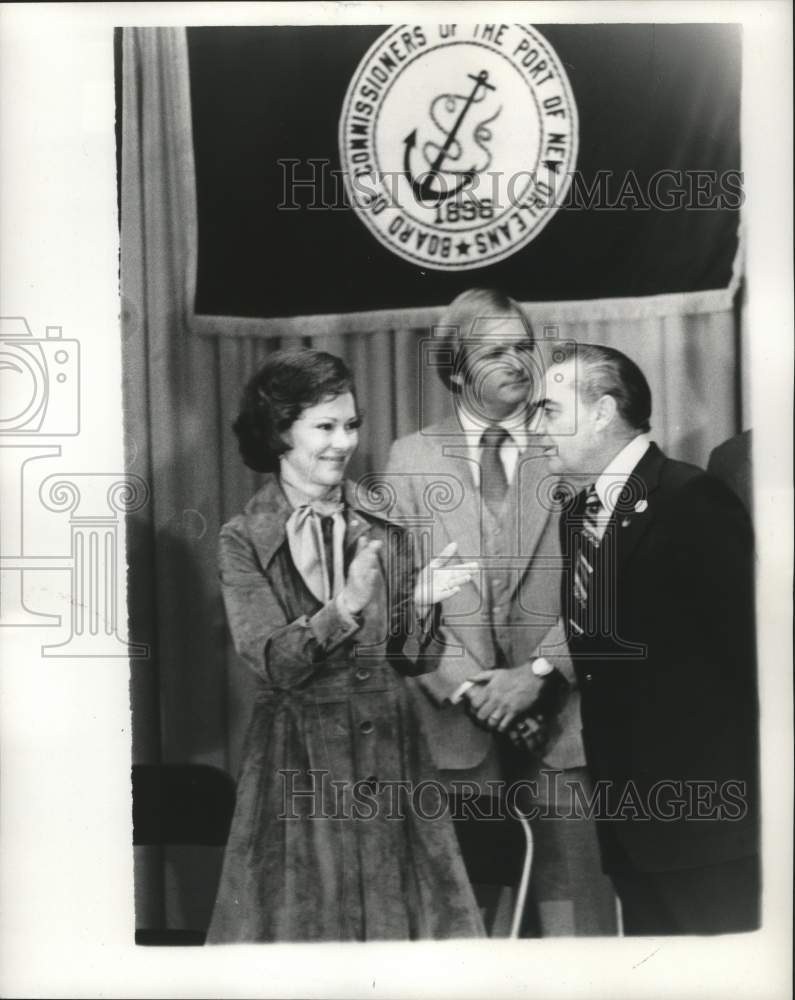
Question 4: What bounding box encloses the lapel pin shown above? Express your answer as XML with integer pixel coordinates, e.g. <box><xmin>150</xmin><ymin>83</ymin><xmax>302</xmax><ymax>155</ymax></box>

<box><xmin>634</xmin><ymin>499</ymin><xmax>648</xmax><ymax>513</ymax></box>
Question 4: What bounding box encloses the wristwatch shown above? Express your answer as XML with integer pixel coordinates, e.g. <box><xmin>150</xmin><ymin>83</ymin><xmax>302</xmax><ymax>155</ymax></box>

<box><xmin>531</xmin><ymin>657</ymin><xmax>555</xmax><ymax>677</ymax></box>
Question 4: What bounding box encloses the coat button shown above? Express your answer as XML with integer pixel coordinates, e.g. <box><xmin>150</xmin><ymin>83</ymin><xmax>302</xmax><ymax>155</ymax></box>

<box><xmin>355</xmin><ymin>668</ymin><xmax>371</xmax><ymax>682</ymax></box>
<box><xmin>584</xmin><ymin>673</ymin><xmax>593</xmax><ymax>683</ymax></box>
<box><xmin>359</xmin><ymin>720</ymin><xmax>374</xmax><ymax>734</ymax></box>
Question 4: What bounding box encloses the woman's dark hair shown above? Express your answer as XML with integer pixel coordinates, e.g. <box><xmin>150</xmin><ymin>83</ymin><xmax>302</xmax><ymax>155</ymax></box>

<box><xmin>233</xmin><ymin>349</ymin><xmax>356</xmax><ymax>472</ymax></box>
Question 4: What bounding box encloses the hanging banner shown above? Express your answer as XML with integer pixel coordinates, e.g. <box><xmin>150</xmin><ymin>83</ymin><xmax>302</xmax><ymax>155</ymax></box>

<box><xmin>186</xmin><ymin>23</ymin><xmax>741</xmax><ymax>322</ymax></box>
<box><xmin>338</xmin><ymin>24</ymin><xmax>578</xmax><ymax>271</ymax></box>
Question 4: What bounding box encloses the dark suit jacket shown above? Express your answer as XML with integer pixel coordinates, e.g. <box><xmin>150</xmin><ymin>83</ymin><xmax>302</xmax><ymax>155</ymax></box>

<box><xmin>707</xmin><ymin>429</ymin><xmax>753</xmax><ymax>515</ymax></box>
<box><xmin>561</xmin><ymin>442</ymin><xmax>758</xmax><ymax>873</ymax></box>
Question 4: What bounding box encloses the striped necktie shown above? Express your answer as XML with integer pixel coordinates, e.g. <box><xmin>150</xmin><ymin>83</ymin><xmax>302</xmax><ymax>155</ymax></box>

<box><xmin>479</xmin><ymin>424</ymin><xmax>509</xmax><ymax>517</ymax></box>
<box><xmin>569</xmin><ymin>484</ymin><xmax>603</xmax><ymax>637</ymax></box>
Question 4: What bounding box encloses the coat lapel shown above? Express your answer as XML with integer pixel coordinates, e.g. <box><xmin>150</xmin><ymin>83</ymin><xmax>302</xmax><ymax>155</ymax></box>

<box><xmin>244</xmin><ymin>475</ymin><xmax>291</xmax><ymax>572</ymax></box>
<box><xmin>342</xmin><ymin>479</ymin><xmax>390</xmax><ymax>555</ymax></box>
<box><xmin>610</xmin><ymin>441</ymin><xmax>665</xmax><ymax>567</ymax></box>
<box><xmin>431</xmin><ymin>418</ymin><xmax>485</xmax><ymax>590</ymax></box>
<box><xmin>514</xmin><ymin>446</ymin><xmax>553</xmax><ymax>560</ymax></box>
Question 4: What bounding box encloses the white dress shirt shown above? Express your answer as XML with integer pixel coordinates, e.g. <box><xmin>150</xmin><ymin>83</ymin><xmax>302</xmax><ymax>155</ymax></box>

<box><xmin>591</xmin><ymin>434</ymin><xmax>651</xmax><ymax>539</ymax></box>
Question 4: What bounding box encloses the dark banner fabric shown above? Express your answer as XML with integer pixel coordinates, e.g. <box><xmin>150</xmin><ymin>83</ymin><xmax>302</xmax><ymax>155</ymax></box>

<box><xmin>187</xmin><ymin>23</ymin><xmax>741</xmax><ymax>320</ymax></box>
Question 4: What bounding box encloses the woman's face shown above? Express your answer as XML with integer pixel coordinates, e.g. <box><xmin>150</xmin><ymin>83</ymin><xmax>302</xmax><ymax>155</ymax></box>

<box><xmin>281</xmin><ymin>392</ymin><xmax>360</xmax><ymax>493</ymax></box>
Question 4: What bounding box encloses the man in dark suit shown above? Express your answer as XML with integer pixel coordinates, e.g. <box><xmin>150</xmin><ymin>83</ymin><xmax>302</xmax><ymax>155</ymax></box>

<box><xmin>384</xmin><ymin>290</ymin><xmax>617</xmax><ymax>936</ymax></box>
<box><xmin>708</xmin><ymin>428</ymin><xmax>753</xmax><ymax>515</ymax></box>
<box><xmin>536</xmin><ymin>343</ymin><xmax>759</xmax><ymax>935</ymax></box>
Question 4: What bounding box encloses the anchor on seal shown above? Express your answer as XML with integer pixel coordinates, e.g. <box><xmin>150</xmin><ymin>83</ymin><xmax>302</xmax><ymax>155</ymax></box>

<box><xmin>403</xmin><ymin>69</ymin><xmax>497</xmax><ymax>206</ymax></box>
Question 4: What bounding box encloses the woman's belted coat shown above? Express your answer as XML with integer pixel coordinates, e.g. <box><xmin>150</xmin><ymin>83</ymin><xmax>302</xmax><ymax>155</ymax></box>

<box><xmin>206</xmin><ymin>475</ymin><xmax>484</xmax><ymax>942</ymax></box>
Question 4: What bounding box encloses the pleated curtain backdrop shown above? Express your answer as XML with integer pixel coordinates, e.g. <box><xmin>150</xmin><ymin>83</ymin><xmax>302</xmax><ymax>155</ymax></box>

<box><xmin>120</xmin><ymin>27</ymin><xmax>745</xmax><ymax>929</ymax></box>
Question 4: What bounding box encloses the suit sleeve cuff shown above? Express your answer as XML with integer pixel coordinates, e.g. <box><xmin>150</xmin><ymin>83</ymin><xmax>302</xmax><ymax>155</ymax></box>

<box><xmin>308</xmin><ymin>595</ymin><xmax>362</xmax><ymax>650</ymax></box>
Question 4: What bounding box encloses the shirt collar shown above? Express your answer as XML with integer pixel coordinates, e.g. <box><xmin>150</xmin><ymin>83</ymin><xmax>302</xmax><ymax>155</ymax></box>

<box><xmin>456</xmin><ymin>403</ymin><xmax>528</xmax><ymax>443</ymax></box>
<box><xmin>594</xmin><ymin>434</ymin><xmax>651</xmax><ymax>513</ymax></box>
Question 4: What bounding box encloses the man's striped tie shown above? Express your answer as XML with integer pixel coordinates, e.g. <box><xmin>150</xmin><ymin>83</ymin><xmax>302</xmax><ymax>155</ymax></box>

<box><xmin>569</xmin><ymin>484</ymin><xmax>603</xmax><ymax>637</ymax></box>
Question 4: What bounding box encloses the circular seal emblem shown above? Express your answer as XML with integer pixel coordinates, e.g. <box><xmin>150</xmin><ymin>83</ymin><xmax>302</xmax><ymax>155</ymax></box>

<box><xmin>339</xmin><ymin>24</ymin><xmax>578</xmax><ymax>271</ymax></box>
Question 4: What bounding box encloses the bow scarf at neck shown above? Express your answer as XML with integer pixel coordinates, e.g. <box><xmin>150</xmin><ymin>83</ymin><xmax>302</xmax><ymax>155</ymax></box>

<box><xmin>280</xmin><ymin>477</ymin><xmax>346</xmax><ymax>603</ymax></box>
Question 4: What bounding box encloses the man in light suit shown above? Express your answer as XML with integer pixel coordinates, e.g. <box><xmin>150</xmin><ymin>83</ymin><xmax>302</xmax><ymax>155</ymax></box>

<box><xmin>537</xmin><ymin>343</ymin><xmax>759</xmax><ymax>934</ymax></box>
<box><xmin>383</xmin><ymin>289</ymin><xmax>617</xmax><ymax>936</ymax></box>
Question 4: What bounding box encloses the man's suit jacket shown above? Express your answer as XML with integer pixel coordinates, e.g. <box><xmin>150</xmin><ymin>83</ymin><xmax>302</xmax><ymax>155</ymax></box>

<box><xmin>707</xmin><ymin>428</ymin><xmax>752</xmax><ymax>515</ymax></box>
<box><xmin>562</xmin><ymin>442</ymin><xmax>758</xmax><ymax>873</ymax></box>
<box><xmin>385</xmin><ymin>416</ymin><xmax>584</xmax><ymax>772</ymax></box>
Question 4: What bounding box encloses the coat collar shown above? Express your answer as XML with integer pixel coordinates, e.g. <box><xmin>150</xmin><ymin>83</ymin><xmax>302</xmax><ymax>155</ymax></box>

<box><xmin>243</xmin><ymin>474</ymin><xmax>385</xmax><ymax>572</ymax></box>
<box><xmin>434</xmin><ymin>410</ymin><xmax>538</xmax><ymax>446</ymax></box>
